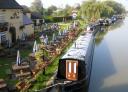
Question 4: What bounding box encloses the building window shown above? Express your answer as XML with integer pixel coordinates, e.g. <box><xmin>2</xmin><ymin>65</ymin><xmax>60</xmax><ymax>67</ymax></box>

<box><xmin>0</xmin><ymin>33</ymin><xmax>6</xmax><ymax>44</ymax></box>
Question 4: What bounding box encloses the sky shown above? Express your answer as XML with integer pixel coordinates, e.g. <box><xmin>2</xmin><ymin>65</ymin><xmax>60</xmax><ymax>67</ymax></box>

<box><xmin>16</xmin><ymin>0</ymin><xmax>128</xmax><ymax>10</ymax></box>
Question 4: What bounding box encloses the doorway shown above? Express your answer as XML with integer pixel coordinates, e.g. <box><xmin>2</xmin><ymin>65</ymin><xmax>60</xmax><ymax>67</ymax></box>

<box><xmin>66</xmin><ymin>60</ymin><xmax>78</xmax><ymax>81</ymax></box>
<box><xmin>9</xmin><ymin>27</ymin><xmax>16</xmax><ymax>43</ymax></box>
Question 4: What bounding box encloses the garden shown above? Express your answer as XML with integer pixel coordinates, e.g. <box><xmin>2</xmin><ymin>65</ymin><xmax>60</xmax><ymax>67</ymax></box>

<box><xmin>0</xmin><ymin>20</ymin><xmax>83</xmax><ymax>91</ymax></box>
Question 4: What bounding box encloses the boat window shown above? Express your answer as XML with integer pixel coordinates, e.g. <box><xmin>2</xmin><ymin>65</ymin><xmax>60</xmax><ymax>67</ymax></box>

<box><xmin>69</xmin><ymin>62</ymin><xmax>71</xmax><ymax>73</ymax></box>
<box><xmin>66</xmin><ymin>60</ymin><xmax>78</xmax><ymax>81</ymax></box>
<box><xmin>74</xmin><ymin>63</ymin><xmax>76</xmax><ymax>73</ymax></box>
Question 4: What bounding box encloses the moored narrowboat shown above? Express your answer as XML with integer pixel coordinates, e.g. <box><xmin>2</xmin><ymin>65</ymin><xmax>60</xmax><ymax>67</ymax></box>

<box><xmin>55</xmin><ymin>31</ymin><xmax>95</xmax><ymax>92</ymax></box>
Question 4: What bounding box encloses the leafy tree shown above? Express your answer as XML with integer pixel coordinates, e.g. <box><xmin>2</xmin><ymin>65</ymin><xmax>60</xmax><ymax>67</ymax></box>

<box><xmin>101</xmin><ymin>2</ymin><xmax>114</xmax><ymax>17</ymax></box>
<box><xmin>52</xmin><ymin>5</ymin><xmax>73</xmax><ymax>17</ymax></box>
<box><xmin>22</xmin><ymin>5</ymin><xmax>31</xmax><ymax>14</ymax></box>
<box><xmin>45</xmin><ymin>5</ymin><xmax>57</xmax><ymax>16</ymax></box>
<box><xmin>63</xmin><ymin>5</ymin><xmax>73</xmax><ymax>16</ymax></box>
<box><xmin>30</xmin><ymin>0</ymin><xmax>43</xmax><ymax>14</ymax></box>
<box><xmin>81</xmin><ymin>1</ymin><xmax>103</xmax><ymax>21</ymax></box>
<box><xmin>80</xmin><ymin>0</ymin><xmax>125</xmax><ymax>21</ymax></box>
<box><xmin>104</xmin><ymin>1</ymin><xmax>126</xmax><ymax>14</ymax></box>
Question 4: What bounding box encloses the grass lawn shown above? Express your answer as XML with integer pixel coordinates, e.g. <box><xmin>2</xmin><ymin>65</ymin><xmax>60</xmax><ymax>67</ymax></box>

<box><xmin>0</xmin><ymin>22</ymin><xmax>68</xmax><ymax>86</ymax></box>
<box><xmin>0</xmin><ymin>58</ymin><xmax>12</xmax><ymax>78</ymax></box>
<box><xmin>28</xmin><ymin>56</ymin><xmax>59</xmax><ymax>91</ymax></box>
<box><xmin>0</xmin><ymin>45</ymin><xmax>33</xmax><ymax>85</ymax></box>
<box><xmin>0</xmin><ymin>22</ymin><xmax>82</xmax><ymax>89</ymax></box>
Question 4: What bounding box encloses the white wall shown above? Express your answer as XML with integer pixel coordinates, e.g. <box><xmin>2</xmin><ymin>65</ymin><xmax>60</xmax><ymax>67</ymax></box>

<box><xmin>0</xmin><ymin>9</ymin><xmax>34</xmax><ymax>43</ymax></box>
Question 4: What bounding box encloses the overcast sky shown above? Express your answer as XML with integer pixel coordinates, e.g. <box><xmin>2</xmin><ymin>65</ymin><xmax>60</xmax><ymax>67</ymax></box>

<box><xmin>16</xmin><ymin>0</ymin><xmax>128</xmax><ymax>10</ymax></box>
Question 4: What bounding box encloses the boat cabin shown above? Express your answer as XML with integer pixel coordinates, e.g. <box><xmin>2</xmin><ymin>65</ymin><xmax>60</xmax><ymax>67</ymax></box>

<box><xmin>57</xmin><ymin>33</ymin><xmax>93</xmax><ymax>81</ymax></box>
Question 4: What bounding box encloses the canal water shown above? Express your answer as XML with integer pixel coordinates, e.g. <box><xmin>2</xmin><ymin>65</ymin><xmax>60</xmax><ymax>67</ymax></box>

<box><xmin>89</xmin><ymin>17</ymin><xmax>128</xmax><ymax>92</ymax></box>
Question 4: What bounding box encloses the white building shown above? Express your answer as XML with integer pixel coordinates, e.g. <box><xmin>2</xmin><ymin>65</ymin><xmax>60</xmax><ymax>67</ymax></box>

<box><xmin>0</xmin><ymin>0</ymin><xmax>34</xmax><ymax>46</ymax></box>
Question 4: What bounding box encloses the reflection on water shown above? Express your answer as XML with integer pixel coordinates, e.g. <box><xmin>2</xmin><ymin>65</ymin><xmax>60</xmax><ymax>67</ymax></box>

<box><xmin>89</xmin><ymin>17</ymin><xmax>128</xmax><ymax>92</ymax></box>
<box><xmin>95</xmin><ymin>27</ymin><xmax>109</xmax><ymax>46</ymax></box>
<box><xmin>95</xmin><ymin>19</ymin><xmax>124</xmax><ymax>46</ymax></box>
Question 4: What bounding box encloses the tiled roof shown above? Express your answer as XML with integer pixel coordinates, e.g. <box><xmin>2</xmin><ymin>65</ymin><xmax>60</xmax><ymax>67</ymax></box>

<box><xmin>0</xmin><ymin>0</ymin><xmax>23</xmax><ymax>9</ymax></box>
<box><xmin>23</xmin><ymin>15</ymin><xmax>33</xmax><ymax>25</ymax></box>
<box><xmin>31</xmin><ymin>12</ymin><xmax>42</xmax><ymax>19</ymax></box>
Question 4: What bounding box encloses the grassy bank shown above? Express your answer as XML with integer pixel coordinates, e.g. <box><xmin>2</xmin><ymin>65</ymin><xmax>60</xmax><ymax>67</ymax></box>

<box><xmin>28</xmin><ymin>39</ymin><xmax>74</xmax><ymax>91</ymax></box>
<box><xmin>0</xmin><ymin>48</ymin><xmax>32</xmax><ymax>85</ymax></box>
<box><xmin>28</xmin><ymin>29</ymin><xmax>83</xmax><ymax>91</ymax></box>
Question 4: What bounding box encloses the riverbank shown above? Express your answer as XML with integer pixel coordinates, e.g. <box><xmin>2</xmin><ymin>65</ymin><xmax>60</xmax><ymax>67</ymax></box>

<box><xmin>28</xmin><ymin>26</ymin><xmax>83</xmax><ymax>92</ymax></box>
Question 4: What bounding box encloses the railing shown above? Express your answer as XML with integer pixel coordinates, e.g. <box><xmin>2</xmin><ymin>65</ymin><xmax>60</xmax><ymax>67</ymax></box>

<box><xmin>0</xmin><ymin>12</ymin><xmax>5</xmax><ymax>23</ymax></box>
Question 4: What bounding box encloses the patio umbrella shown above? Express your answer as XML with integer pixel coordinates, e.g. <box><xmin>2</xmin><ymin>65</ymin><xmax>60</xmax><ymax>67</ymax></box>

<box><xmin>21</xmin><ymin>32</ymin><xmax>26</xmax><ymax>41</ymax></box>
<box><xmin>40</xmin><ymin>34</ymin><xmax>44</xmax><ymax>39</ymax></box>
<box><xmin>60</xmin><ymin>31</ymin><xmax>63</xmax><ymax>36</ymax></box>
<box><xmin>16</xmin><ymin>50</ymin><xmax>21</xmax><ymax>65</ymax></box>
<box><xmin>87</xmin><ymin>26</ymin><xmax>90</xmax><ymax>31</ymax></box>
<box><xmin>33</xmin><ymin>40</ymin><xmax>38</xmax><ymax>53</ymax></box>
<box><xmin>58</xmin><ymin>31</ymin><xmax>61</xmax><ymax>36</ymax></box>
<box><xmin>44</xmin><ymin>35</ymin><xmax>48</xmax><ymax>45</ymax></box>
<box><xmin>64</xmin><ymin>29</ymin><xmax>67</xmax><ymax>34</ymax></box>
<box><xmin>40</xmin><ymin>34</ymin><xmax>44</xmax><ymax>43</ymax></box>
<box><xmin>62</xmin><ymin>30</ymin><xmax>64</xmax><ymax>35</ymax></box>
<box><xmin>7</xmin><ymin>39</ymin><xmax>11</xmax><ymax>48</ymax></box>
<box><xmin>52</xmin><ymin>33</ymin><xmax>56</xmax><ymax>42</ymax></box>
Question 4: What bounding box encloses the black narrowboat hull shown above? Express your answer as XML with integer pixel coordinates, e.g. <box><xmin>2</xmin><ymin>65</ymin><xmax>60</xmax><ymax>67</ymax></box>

<box><xmin>54</xmin><ymin>36</ymin><xmax>95</xmax><ymax>92</ymax></box>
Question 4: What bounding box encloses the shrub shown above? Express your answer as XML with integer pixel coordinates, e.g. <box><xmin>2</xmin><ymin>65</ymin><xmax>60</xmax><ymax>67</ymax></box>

<box><xmin>35</xmin><ymin>51</ymin><xmax>43</xmax><ymax>61</ymax></box>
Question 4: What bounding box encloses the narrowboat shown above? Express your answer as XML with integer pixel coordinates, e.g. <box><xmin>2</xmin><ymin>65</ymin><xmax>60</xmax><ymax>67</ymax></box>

<box><xmin>54</xmin><ymin>31</ymin><xmax>95</xmax><ymax>92</ymax></box>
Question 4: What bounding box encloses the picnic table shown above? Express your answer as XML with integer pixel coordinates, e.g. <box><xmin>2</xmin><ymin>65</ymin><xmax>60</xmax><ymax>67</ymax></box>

<box><xmin>12</xmin><ymin>63</ymin><xmax>32</xmax><ymax>80</ymax></box>
<box><xmin>12</xmin><ymin>64</ymin><xmax>30</xmax><ymax>70</ymax></box>
<box><xmin>15</xmin><ymin>72</ymin><xmax>31</xmax><ymax>78</ymax></box>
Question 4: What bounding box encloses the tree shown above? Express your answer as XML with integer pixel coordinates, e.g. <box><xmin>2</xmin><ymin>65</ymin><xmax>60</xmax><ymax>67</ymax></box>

<box><xmin>101</xmin><ymin>2</ymin><xmax>114</xmax><ymax>17</ymax></box>
<box><xmin>81</xmin><ymin>1</ymin><xmax>104</xmax><ymax>21</ymax></box>
<box><xmin>63</xmin><ymin>5</ymin><xmax>73</xmax><ymax>16</ymax></box>
<box><xmin>74</xmin><ymin>3</ymin><xmax>80</xmax><ymax>10</ymax></box>
<box><xmin>30</xmin><ymin>0</ymin><xmax>43</xmax><ymax>14</ymax></box>
<box><xmin>104</xmin><ymin>1</ymin><xmax>126</xmax><ymax>14</ymax></box>
<box><xmin>52</xmin><ymin>5</ymin><xmax>73</xmax><ymax>17</ymax></box>
<box><xmin>80</xmin><ymin>0</ymin><xmax>125</xmax><ymax>22</ymax></box>
<box><xmin>22</xmin><ymin>5</ymin><xmax>31</xmax><ymax>14</ymax></box>
<box><xmin>46</xmin><ymin>5</ymin><xmax>57</xmax><ymax>16</ymax></box>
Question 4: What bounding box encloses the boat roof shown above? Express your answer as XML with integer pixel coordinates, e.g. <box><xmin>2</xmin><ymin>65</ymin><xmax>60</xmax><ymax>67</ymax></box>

<box><xmin>61</xmin><ymin>33</ymin><xmax>93</xmax><ymax>61</ymax></box>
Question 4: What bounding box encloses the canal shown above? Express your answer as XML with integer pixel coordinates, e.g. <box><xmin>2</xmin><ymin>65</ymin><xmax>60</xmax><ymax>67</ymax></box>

<box><xmin>89</xmin><ymin>17</ymin><xmax>128</xmax><ymax>92</ymax></box>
